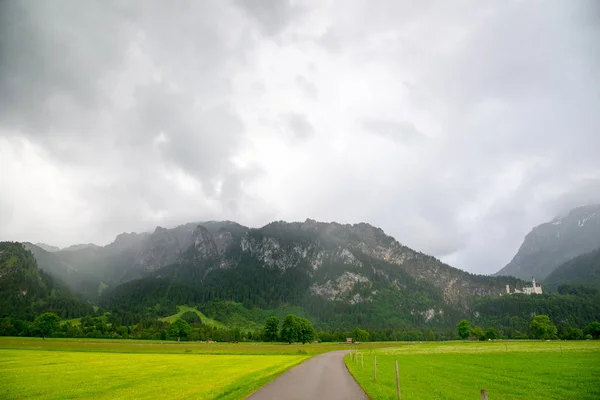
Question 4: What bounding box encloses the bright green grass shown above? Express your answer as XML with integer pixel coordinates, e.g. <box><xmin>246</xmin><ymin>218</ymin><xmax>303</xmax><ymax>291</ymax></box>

<box><xmin>0</xmin><ymin>336</ymin><xmax>397</xmax><ymax>355</ymax></box>
<box><xmin>62</xmin><ymin>317</ymin><xmax>82</xmax><ymax>326</ymax></box>
<box><xmin>159</xmin><ymin>305</ymin><xmax>227</xmax><ymax>329</ymax></box>
<box><xmin>0</xmin><ymin>349</ymin><xmax>306</xmax><ymax>400</ymax></box>
<box><xmin>0</xmin><ymin>337</ymin><xmax>401</xmax><ymax>400</ymax></box>
<box><xmin>345</xmin><ymin>341</ymin><xmax>600</xmax><ymax>400</ymax></box>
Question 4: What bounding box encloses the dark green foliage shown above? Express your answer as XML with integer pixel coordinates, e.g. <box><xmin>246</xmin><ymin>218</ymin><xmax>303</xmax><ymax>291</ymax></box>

<box><xmin>471</xmin><ymin>326</ymin><xmax>485</xmax><ymax>340</ymax></box>
<box><xmin>0</xmin><ymin>242</ymin><xmax>93</xmax><ymax>320</ymax></box>
<box><xmin>485</xmin><ymin>327</ymin><xmax>498</xmax><ymax>340</ymax></box>
<box><xmin>472</xmin><ymin>285</ymin><xmax>600</xmax><ymax>337</ymax></box>
<box><xmin>530</xmin><ymin>315</ymin><xmax>557</xmax><ymax>339</ymax></box>
<box><xmin>168</xmin><ymin>319</ymin><xmax>191</xmax><ymax>341</ymax></box>
<box><xmin>264</xmin><ymin>316</ymin><xmax>279</xmax><ymax>342</ymax></box>
<box><xmin>544</xmin><ymin>247</ymin><xmax>600</xmax><ymax>291</ymax></box>
<box><xmin>281</xmin><ymin>314</ymin><xmax>300</xmax><ymax>344</ymax></box>
<box><xmin>180</xmin><ymin>311</ymin><xmax>201</xmax><ymax>325</ymax></box>
<box><xmin>297</xmin><ymin>317</ymin><xmax>315</xmax><ymax>344</ymax></box>
<box><xmin>585</xmin><ymin>321</ymin><xmax>600</xmax><ymax>339</ymax></box>
<box><xmin>351</xmin><ymin>327</ymin><xmax>370</xmax><ymax>342</ymax></box>
<box><xmin>34</xmin><ymin>312</ymin><xmax>60</xmax><ymax>339</ymax></box>
<box><xmin>457</xmin><ymin>320</ymin><xmax>471</xmax><ymax>339</ymax></box>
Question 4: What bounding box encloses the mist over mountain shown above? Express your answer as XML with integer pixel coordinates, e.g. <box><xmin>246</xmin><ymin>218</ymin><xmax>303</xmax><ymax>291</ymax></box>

<box><xmin>22</xmin><ymin>218</ymin><xmax>527</xmax><ymax>329</ymax></box>
<box><xmin>496</xmin><ymin>204</ymin><xmax>600</xmax><ymax>281</ymax></box>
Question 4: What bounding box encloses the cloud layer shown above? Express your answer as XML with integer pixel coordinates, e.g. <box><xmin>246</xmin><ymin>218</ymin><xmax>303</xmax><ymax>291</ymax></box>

<box><xmin>1</xmin><ymin>0</ymin><xmax>599</xmax><ymax>273</ymax></box>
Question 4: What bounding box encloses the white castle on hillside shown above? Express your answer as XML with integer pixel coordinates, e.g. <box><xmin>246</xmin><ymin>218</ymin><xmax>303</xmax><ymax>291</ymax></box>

<box><xmin>506</xmin><ymin>277</ymin><xmax>543</xmax><ymax>295</ymax></box>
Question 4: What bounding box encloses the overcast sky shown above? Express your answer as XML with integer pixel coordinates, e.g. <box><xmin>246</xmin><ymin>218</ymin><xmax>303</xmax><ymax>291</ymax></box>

<box><xmin>1</xmin><ymin>0</ymin><xmax>599</xmax><ymax>274</ymax></box>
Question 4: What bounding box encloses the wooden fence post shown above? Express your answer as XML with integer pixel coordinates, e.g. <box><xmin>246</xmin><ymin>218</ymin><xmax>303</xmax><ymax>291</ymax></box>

<box><xmin>395</xmin><ymin>359</ymin><xmax>401</xmax><ymax>399</ymax></box>
<box><xmin>374</xmin><ymin>355</ymin><xmax>377</xmax><ymax>381</ymax></box>
<box><xmin>361</xmin><ymin>353</ymin><xmax>364</xmax><ymax>370</ymax></box>
<box><xmin>481</xmin><ymin>389</ymin><xmax>488</xmax><ymax>400</ymax></box>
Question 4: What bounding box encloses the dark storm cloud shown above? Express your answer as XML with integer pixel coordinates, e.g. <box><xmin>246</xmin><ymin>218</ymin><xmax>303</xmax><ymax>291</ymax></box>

<box><xmin>0</xmin><ymin>0</ymin><xmax>130</xmax><ymax>135</ymax></box>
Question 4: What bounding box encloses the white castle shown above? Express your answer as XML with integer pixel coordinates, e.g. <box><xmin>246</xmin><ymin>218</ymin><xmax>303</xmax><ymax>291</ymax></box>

<box><xmin>506</xmin><ymin>277</ymin><xmax>543</xmax><ymax>295</ymax></box>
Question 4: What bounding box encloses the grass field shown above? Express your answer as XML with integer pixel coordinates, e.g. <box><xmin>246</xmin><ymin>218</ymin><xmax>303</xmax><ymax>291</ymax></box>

<box><xmin>345</xmin><ymin>341</ymin><xmax>600</xmax><ymax>400</ymax></box>
<box><xmin>0</xmin><ymin>337</ymin><xmax>397</xmax><ymax>400</ymax></box>
<box><xmin>0</xmin><ymin>349</ymin><xmax>306</xmax><ymax>400</ymax></box>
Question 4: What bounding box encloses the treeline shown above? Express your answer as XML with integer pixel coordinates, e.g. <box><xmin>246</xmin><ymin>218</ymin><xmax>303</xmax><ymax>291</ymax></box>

<box><xmin>471</xmin><ymin>284</ymin><xmax>600</xmax><ymax>338</ymax></box>
<box><xmin>458</xmin><ymin>314</ymin><xmax>600</xmax><ymax>341</ymax></box>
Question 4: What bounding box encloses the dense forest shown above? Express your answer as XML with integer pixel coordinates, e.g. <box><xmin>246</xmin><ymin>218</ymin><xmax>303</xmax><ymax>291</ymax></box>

<box><xmin>1</xmin><ymin>241</ymin><xmax>600</xmax><ymax>343</ymax></box>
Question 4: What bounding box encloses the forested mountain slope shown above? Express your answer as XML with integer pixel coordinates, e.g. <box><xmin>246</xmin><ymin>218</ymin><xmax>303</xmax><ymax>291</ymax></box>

<box><xmin>0</xmin><ymin>242</ymin><xmax>92</xmax><ymax>320</ymax></box>
<box><xmin>544</xmin><ymin>248</ymin><xmax>600</xmax><ymax>291</ymax></box>
<box><xmin>88</xmin><ymin>219</ymin><xmax>524</xmax><ymax>329</ymax></box>
<box><xmin>496</xmin><ymin>204</ymin><xmax>600</xmax><ymax>281</ymax></box>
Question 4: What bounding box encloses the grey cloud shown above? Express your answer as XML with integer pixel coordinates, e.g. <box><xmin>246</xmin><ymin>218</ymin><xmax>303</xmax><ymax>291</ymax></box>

<box><xmin>0</xmin><ymin>0</ymin><xmax>130</xmax><ymax>135</ymax></box>
<box><xmin>234</xmin><ymin>0</ymin><xmax>302</xmax><ymax>36</ymax></box>
<box><xmin>283</xmin><ymin>113</ymin><xmax>315</xmax><ymax>140</ymax></box>
<box><xmin>296</xmin><ymin>75</ymin><xmax>318</xmax><ymax>100</ymax></box>
<box><xmin>1</xmin><ymin>0</ymin><xmax>599</xmax><ymax>276</ymax></box>
<box><xmin>362</xmin><ymin>119</ymin><xmax>425</xmax><ymax>145</ymax></box>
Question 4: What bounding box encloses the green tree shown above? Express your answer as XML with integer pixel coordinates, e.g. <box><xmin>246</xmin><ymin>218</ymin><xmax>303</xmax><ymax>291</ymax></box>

<box><xmin>471</xmin><ymin>326</ymin><xmax>485</xmax><ymax>341</ymax></box>
<box><xmin>351</xmin><ymin>327</ymin><xmax>370</xmax><ymax>342</ymax></box>
<box><xmin>264</xmin><ymin>316</ymin><xmax>280</xmax><ymax>342</ymax></box>
<box><xmin>180</xmin><ymin>311</ymin><xmax>201</xmax><ymax>325</ymax></box>
<box><xmin>168</xmin><ymin>319</ymin><xmax>191</xmax><ymax>343</ymax></box>
<box><xmin>298</xmin><ymin>318</ymin><xmax>316</xmax><ymax>344</ymax></box>
<box><xmin>530</xmin><ymin>315</ymin><xmax>557</xmax><ymax>340</ymax></box>
<box><xmin>457</xmin><ymin>320</ymin><xmax>471</xmax><ymax>340</ymax></box>
<box><xmin>485</xmin><ymin>327</ymin><xmax>498</xmax><ymax>340</ymax></box>
<box><xmin>34</xmin><ymin>312</ymin><xmax>60</xmax><ymax>339</ymax></box>
<box><xmin>281</xmin><ymin>314</ymin><xmax>300</xmax><ymax>344</ymax></box>
<box><xmin>584</xmin><ymin>321</ymin><xmax>600</xmax><ymax>339</ymax></box>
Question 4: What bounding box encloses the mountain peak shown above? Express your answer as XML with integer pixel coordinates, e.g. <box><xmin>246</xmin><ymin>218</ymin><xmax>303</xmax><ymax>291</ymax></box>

<box><xmin>35</xmin><ymin>243</ymin><xmax>61</xmax><ymax>252</ymax></box>
<box><xmin>496</xmin><ymin>204</ymin><xmax>600</xmax><ymax>281</ymax></box>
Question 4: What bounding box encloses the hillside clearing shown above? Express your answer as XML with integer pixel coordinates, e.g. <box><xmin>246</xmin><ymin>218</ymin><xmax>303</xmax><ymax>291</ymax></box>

<box><xmin>158</xmin><ymin>305</ymin><xmax>227</xmax><ymax>329</ymax></box>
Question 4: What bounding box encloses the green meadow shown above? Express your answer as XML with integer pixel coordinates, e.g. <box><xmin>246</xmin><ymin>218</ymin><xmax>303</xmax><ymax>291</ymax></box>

<box><xmin>0</xmin><ymin>337</ymin><xmax>396</xmax><ymax>400</ymax></box>
<box><xmin>345</xmin><ymin>341</ymin><xmax>600</xmax><ymax>400</ymax></box>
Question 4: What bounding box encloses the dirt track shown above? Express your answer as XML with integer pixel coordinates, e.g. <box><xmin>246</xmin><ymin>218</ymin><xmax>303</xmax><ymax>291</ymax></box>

<box><xmin>246</xmin><ymin>350</ymin><xmax>368</xmax><ymax>400</ymax></box>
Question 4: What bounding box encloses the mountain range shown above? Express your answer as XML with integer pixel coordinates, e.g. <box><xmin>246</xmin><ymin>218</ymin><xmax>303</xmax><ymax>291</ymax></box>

<box><xmin>16</xmin><ymin>219</ymin><xmax>525</xmax><ymax>329</ymax></box>
<box><xmin>4</xmin><ymin>204</ymin><xmax>600</xmax><ymax>331</ymax></box>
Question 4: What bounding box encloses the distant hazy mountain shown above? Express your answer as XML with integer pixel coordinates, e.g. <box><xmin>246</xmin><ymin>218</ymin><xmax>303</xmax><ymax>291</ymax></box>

<box><xmin>35</xmin><ymin>243</ymin><xmax>61</xmax><ymax>252</ymax></box>
<box><xmin>496</xmin><ymin>204</ymin><xmax>600</xmax><ymax>281</ymax></box>
<box><xmin>544</xmin><ymin>247</ymin><xmax>600</xmax><ymax>291</ymax></box>
<box><xmin>62</xmin><ymin>243</ymin><xmax>101</xmax><ymax>252</ymax></box>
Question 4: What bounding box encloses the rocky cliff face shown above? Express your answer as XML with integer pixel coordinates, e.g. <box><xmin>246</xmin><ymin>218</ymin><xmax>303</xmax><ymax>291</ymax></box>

<box><xmin>496</xmin><ymin>204</ymin><xmax>600</xmax><ymax>281</ymax></box>
<box><xmin>29</xmin><ymin>219</ymin><xmax>521</xmax><ymax>315</ymax></box>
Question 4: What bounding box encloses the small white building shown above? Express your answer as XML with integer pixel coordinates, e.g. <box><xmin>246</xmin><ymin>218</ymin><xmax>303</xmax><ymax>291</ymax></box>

<box><xmin>506</xmin><ymin>277</ymin><xmax>543</xmax><ymax>295</ymax></box>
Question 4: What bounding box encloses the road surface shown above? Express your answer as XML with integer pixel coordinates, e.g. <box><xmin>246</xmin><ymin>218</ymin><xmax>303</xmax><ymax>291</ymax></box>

<box><xmin>247</xmin><ymin>350</ymin><xmax>368</xmax><ymax>400</ymax></box>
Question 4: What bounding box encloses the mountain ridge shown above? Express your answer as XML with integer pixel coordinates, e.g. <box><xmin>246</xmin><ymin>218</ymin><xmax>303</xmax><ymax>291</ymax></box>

<box><xmin>496</xmin><ymin>204</ymin><xmax>600</xmax><ymax>281</ymax></box>
<box><xmin>22</xmin><ymin>218</ymin><xmax>527</xmax><ymax>329</ymax></box>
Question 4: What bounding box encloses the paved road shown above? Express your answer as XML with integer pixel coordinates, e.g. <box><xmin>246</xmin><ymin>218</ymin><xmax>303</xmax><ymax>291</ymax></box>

<box><xmin>247</xmin><ymin>350</ymin><xmax>368</xmax><ymax>400</ymax></box>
